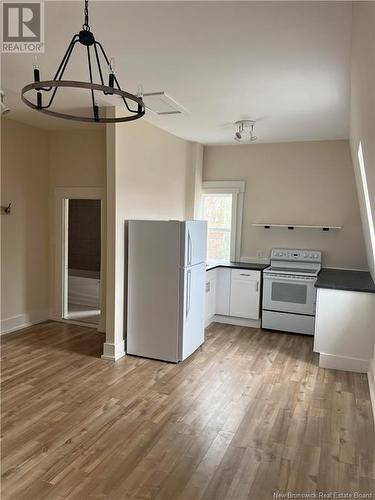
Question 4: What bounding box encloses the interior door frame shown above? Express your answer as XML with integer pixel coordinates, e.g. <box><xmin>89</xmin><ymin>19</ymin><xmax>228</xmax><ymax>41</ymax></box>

<box><xmin>53</xmin><ymin>187</ymin><xmax>105</xmax><ymax>331</ymax></box>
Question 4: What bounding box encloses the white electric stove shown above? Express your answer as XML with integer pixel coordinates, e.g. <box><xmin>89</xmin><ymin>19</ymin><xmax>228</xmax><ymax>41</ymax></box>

<box><xmin>262</xmin><ymin>248</ymin><xmax>322</xmax><ymax>335</ymax></box>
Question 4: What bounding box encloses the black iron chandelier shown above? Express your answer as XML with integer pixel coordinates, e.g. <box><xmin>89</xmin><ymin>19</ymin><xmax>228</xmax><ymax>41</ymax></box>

<box><xmin>21</xmin><ymin>0</ymin><xmax>146</xmax><ymax>123</ymax></box>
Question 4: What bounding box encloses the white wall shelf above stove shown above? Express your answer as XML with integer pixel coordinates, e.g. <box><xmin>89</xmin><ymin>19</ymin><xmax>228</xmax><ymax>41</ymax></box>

<box><xmin>251</xmin><ymin>223</ymin><xmax>343</xmax><ymax>231</ymax></box>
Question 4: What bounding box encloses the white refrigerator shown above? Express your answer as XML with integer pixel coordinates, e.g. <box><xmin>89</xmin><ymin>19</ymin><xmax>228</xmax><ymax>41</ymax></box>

<box><xmin>126</xmin><ymin>220</ymin><xmax>207</xmax><ymax>362</ymax></box>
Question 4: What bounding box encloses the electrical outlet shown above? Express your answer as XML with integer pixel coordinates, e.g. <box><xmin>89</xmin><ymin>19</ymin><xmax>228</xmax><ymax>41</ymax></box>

<box><xmin>256</xmin><ymin>250</ymin><xmax>264</xmax><ymax>258</ymax></box>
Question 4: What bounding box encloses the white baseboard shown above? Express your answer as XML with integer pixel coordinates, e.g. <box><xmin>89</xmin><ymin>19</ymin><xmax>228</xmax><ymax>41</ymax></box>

<box><xmin>0</xmin><ymin>309</ymin><xmax>50</xmax><ymax>335</ymax></box>
<box><xmin>212</xmin><ymin>315</ymin><xmax>261</xmax><ymax>328</ymax></box>
<box><xmin>205</xmin><ymin>315</ymin><xmax>215</xmax><ymax>328</ymax></box>
<box><xmin>101</xmin><ymin>341</ymin><xmax>125</xmax><ymax>361</ymax></box>
<box><xmin>368</xmin><ymin>358</ymin><xmax>375</xmax><ymax>425</ymax></box>
<box><xmin>319</xmin><ymin>352</ymin><xmax>369</xmax><ymax>373</ymax></box>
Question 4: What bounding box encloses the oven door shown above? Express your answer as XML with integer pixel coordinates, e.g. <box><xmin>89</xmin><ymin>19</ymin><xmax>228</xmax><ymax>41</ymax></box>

<box><xmin>262</xmin><ymin>274</ymin><xmax>317</xmax><ymax>315</ymax></box>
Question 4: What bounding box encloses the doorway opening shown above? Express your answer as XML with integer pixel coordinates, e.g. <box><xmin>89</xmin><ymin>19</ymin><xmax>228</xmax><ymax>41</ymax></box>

<box><xmin>63</xmin><ymin>199</ymin><xmax>102</xmax><ymax>326</ymax></box>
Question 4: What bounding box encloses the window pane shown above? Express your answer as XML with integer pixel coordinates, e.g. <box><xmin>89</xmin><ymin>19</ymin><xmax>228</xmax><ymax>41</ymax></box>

<box><xmin>207</xmin><ymin>229</ymin><xmax>231</xmax><ymax>261</ymax></box>
<box><xmin>202</xmin><ymin>194</ymin><xmax>232</xmax><ymax>261</ymax></box>
<box><xmin>202</xmin><ymin>194</ymin><xmax>232</xmax><ymax>229</ymax></box>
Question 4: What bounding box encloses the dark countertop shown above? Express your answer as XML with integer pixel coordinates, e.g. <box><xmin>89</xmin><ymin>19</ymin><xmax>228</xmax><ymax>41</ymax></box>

<box><xmin>315</xmin><ymin>268</ymin><xmax>375</xmax><ymax>294</ymax></box>
<box><xmin>206</xmin><ymin>261</ymin><xmax>269</xmax><ymax>272</ymax></box>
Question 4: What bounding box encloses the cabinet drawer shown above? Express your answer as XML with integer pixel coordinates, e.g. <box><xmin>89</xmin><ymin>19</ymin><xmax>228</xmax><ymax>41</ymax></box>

<box><xmin>231</xmin><ymin>269</ymin><xmax>260</xmax><ymax>281</ymax></box>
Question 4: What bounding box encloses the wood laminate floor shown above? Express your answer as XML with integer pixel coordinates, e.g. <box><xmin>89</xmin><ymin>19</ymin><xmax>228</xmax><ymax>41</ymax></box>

<box><xmin>1</xmin><ymin>321</ymin><xmax>374</xmax><ymax>500</ymax></box>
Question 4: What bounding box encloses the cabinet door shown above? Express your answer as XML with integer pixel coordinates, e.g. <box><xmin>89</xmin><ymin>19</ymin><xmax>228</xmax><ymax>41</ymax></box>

<box><xmin>205</xmin><ymin>270</ymin><xmax>217</xmax><ymax>322</ymax></box>
<box><xmin>216</xmin><ymin>268</ymin><xmax>231</xmax><ymax>315</ymax></box>
<box><xmin>229</xmin><ymin>270</ymin><xmax>260</xmax><ymax>319</ymax></box>
<box><xmin>208</xmin><ymin>276</ymin><xmax>217</xmax><ymax>318</ymax></box>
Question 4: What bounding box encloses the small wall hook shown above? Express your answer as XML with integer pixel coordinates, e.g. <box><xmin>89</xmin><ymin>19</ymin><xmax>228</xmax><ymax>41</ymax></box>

<box><xmin>1</xmin><ymin>203</ymin><xmax>11</xmax><ymax>215</ymax></box>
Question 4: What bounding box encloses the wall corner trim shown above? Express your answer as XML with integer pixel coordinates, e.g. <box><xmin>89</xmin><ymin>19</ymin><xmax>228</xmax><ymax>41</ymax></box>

<box><xmin>101</xmin><ymin>341</ymin><xmax>125</xmax><ymax>361</ymax></box>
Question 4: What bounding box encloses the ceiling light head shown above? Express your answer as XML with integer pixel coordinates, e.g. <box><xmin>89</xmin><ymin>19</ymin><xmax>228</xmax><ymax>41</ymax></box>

<box><xmin>21</xmin><ymin>0</ymin><xmax>145</xmax><ymax>123</ymax></box>
<box><xmin>234</xmin><ymin>120</ymin><xmax>257</xmax><ymax>143</ymax></box>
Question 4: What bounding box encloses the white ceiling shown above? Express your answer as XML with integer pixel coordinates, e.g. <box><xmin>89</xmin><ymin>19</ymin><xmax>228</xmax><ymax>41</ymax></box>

<box><xmin>1</xmin><ymin>1</ymin><xmax>352</xmax><ymax>144</ymax></box>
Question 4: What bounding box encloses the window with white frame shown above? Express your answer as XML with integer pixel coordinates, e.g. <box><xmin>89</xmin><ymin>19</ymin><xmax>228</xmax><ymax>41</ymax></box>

<box><xmin>201</xmin><ymin>181</ymin><xmax>245</xmax><ymax>262</ymax></box>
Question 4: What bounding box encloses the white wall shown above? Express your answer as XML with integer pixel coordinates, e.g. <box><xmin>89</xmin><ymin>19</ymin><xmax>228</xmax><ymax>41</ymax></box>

<box><xmin>203</xmin><ymin>140</ymin><xmax>367</xmax><ymax>270</ymax></box>
<box><xmin>1</xmin><ymin>119</ymin><xmax>49</xmax><ymax>333</ymax></box>
<box><xmin>349</xmin><ymin>2</ymin><xmax>375</xmax><ymax>279</ymax></box>
<box><xmin>104</xmin><ymin>112</ymin><xmax>201</xmax><ymax>359</ymax></box>
<box><xmin>349</xmin><ymin>1</ymin><xmax>375</xmax><ymax>416</ymax></box>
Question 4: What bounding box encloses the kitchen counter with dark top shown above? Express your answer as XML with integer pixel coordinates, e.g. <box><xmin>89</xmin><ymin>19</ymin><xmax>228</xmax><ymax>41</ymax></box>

<box><xmin>315</xmin><ymin>268</ymin><xmax>375</xmax><ymax>293</ymax></box>
<box><xmin>206</xmin><ymin>261</ymin><xmax>269</xmax><ymax>272</ymax></box>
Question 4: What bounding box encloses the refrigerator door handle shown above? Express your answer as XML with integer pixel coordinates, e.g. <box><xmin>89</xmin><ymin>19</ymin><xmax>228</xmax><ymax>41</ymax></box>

<box><xmin>187</xmin><ymin>230</ymin><xmax>192</xmax><ymax>266</ymax></box>
<box><xmin>186</xmin><ymin>270</ymin><xmax>191</xmax><ymax>318</ymax></box>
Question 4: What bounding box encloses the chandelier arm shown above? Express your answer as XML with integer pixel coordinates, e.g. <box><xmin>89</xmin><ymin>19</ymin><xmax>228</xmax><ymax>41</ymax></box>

<box><xmin>52</xmin><ymin>34</ymin><xmax>80</xmax><ymax>82</ymax></box>
<box><xmin>92</xmin><ymin>39</ymin><xmax>105</xmax><ymax>88</ymax></box>
<box><xmin>94</xmin><ymin>41</ymin><xmax>139</xmax><ymax>114</ymax></box>
<box><xmin>42</xmin><ymin>38</ymin><xmax>80</xmax><ymax>110</ymax></box>
<box><xmin>38</xmin><ymin>35</ymin><xmax>79</xmax><ymax>93</ymax></box>
<box><xmin>86</xmin><ymin>45</ymin><xmax>98</xmax><ymax>121</ymax></box>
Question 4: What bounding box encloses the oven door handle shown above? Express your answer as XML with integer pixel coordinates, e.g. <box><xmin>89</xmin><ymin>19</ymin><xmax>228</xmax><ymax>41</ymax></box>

<box><xmin>263</xmin><ymin>274</ymin><xmax>316</xmax><ymax>283</ymax></box>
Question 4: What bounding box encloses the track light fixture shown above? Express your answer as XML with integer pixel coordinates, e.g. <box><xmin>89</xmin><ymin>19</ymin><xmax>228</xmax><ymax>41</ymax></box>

<box><xmin>234</xmin><ymin>120</ymin><xmax>257</xmax><ymax>143</ymax></box>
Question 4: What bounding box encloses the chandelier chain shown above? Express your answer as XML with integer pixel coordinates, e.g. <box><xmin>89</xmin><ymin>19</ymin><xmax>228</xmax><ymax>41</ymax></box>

<box><xmin>83</xmin><ymin>0</ymin><xmax>90</xmax><ymax>30</ymax></box>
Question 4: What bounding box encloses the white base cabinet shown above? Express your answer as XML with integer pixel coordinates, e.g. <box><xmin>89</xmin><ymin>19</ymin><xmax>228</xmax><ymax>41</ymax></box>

<box><xmin>229</xmin><ymin>269</ymin><xmax>260</xmax><ymax>319</ymax></box>
<box><xmin>205</xmin><ymin>267</ymin><xmax>261</xmax><ymax>326</ymax></box>
<box><xmin>314</xmin><ymin>287</ymin><xmax>375</xmax><ymax>373</ymax></box>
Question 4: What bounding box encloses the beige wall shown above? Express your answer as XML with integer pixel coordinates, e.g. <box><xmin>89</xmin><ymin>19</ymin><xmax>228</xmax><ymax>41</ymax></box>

<box><xmin>104</xmin><ymin>114</ymin><xmax>200</xmax><ymax>358</ymax></box>
<box><xmin>349</xmin><ymin>2</ymin><xmax>375</xmax><ymax>279</ymax></box>
<box><xmin>47</xmin><ymin>128</ymin><xmax>106</xmax><ymax>328</ymax></box>
<box><xmin>185</xmin><ymin>143</ymin><xmax>204</xmax><ymax>219</ymax></box>
<box><xmin>203</xmin><ymin>140</ymin><xmax>367</xmax><ymax>270</ymax></box>
<box><xmin>1</xmin><ymin>119</ymin><xmax>49</xmax><ymax>332</ymax></box>
<box><xmin>116</xmin><ymin>120</ymin><xmax>192</xmax><ymax>220</ymax></box>
<box><xmin>48</xmin><ymin>129</ymin><xmax>106</xmax><ymax>188</ymax></box>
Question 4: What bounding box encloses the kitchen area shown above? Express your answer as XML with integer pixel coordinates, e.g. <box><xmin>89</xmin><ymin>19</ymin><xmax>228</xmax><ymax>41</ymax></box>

<box><xmin>124</xmin><ymin>214</ymin><xmax>375</xmax><ymax>375</ymax></box>
<box><xmin>205</xmin><ymin>248</ymin><xmax>375</xmax><ymax>374</ymax></box>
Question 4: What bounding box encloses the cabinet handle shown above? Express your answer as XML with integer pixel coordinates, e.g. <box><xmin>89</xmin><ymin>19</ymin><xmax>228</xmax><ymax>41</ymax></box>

<box><xmin>240</xmin><ymin>273</ymin><xmax>251</xmax><ymax>276</ymax></box>
<box><xmin>256</xmin><ymin>281</ymin><xmax>259</xmax><ymax>292</ymax></box>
